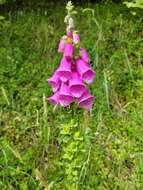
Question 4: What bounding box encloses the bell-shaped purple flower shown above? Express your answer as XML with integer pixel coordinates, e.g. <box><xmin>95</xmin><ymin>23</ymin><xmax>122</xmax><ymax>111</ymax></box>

<box><xmin>80</xmin><ymin>48</ymin><xmax>90</xmax><ymax>63</ymax></box>
<box><xmin>76</xmin><ymin>58</ymin><xmax>95</xmax><ymax>84</ymax></box>
<box><xmin>78</xmin><ymin>90</ymin><xmax>94</xmax><ymax>110</ymax></box>
<box><xmin>59</xmin><ymin>82</ymin><xmax>74</xmax><ymax>107</ymax></box>
<box><xmin>57</xmin><ymin>57</ymin><xmax>72</xmax><ymax>82</ymax></box>
<box><xmin>48</xmin><ymin>91</ymin><xmax>59</xmax><ymax>106</ymax></box>
<box><xmin>67</xmin><ymin>30</ymin><xmax>72</xmax><ymax>38</ymax></box>
<box><xmin>64</xmin><ymin>43</ymin><xmax>74</xmax><ymax>59</ymax></box>
<box><xmin>58</xmin><ymin>37</ymin><xmax>66</xmax><ymax>53</ymax></box>
<box><xmin>47</xmin><ymin>71</ymin><xmax>60</xmax><ymax>92</ymax></box>
<box><xmin>73</xmin><ymin>32</ymin><xmax>80</xmax><ymax>44</ymax></box>
<box><xmin>69</xmin><ymin>72</ymin><xmax>86</xmax><ymax>98</ymax></box>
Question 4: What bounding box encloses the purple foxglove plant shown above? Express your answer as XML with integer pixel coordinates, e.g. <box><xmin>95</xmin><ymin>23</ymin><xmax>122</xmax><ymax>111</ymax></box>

<box><xmin>47</xmin><ymin>1</ymin><xmax>96</xmax><ymax>110</ymax></box>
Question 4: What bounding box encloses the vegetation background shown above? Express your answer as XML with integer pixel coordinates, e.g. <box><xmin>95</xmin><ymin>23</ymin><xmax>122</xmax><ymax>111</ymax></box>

<box><xmin>0</xmin><ymin>0</ymin><xmax>143</xmax><ymax>189</ymax></box>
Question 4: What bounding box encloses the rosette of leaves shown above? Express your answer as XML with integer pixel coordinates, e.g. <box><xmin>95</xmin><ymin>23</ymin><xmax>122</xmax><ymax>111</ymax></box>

<box><xmin>57</xmin><ymin>119</ymin><xmax>90</xmax><ymax>190</ymax></box>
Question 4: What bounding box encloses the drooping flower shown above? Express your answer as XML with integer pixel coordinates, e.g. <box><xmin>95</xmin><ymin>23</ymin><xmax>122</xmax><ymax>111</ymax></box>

<box><xmin>58</xmin><ymin>36</ymin><xmax>67</xmax><ymax>53</ymax></box>
<box><xmin>80</xmin><ymin>48</ymin><xmax>90</xmax><ymax>63</ymax></box>
<box><xmin>64</xmin><ymin>43</ymin><xmax>74</xmax><ymax>59</ymax></box>
<box><xmin>69</xmin><ymin>71</ymin><xmax>86</xmax><ymax>98</ymax></box>
<box><xmin>47</xmin><ymin>71</ymin><xmax>60</xmax><ymax>92</ymax></box>
<box><xmin>48</xmin><ymin>91</ymin><xmax>59</xmax><ymax>106</ymax></box>
<box><xmin>76</xmin><ymin>58</ymin><xmax>95</xmax><ymax>84</ymax></box>
<box><xmin>56</xmin><ymin>57</ymin><xmax>72</xmax><ymax>82</ymax></box>
<box><xmin>67</xmin><ymin>30</ymin><xmax>72</xmax><ymax>38</ymax></box>
<box><xmin>78</xmin><ymin>90</ymin><xmax>95</xmax><ymax>110</ymax></box>
<box><xmin>59</xmin><ymin>82</ymin><xmax>74</xmax><ymax>107</ymax></box>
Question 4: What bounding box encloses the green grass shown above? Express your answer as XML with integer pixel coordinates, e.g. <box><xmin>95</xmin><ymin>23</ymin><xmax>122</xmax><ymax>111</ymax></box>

<box><xmin>0</xmin><ymin>3</ymin><xmax>143</xmax><ymax>190</ymax></box>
